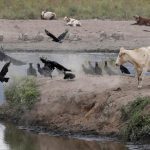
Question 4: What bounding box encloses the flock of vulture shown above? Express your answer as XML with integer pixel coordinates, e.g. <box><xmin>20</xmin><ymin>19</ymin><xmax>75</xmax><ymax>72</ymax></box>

<box><xmin>0</xmin><ymin>25</ymin><xmax>131</xmax><ymax>83</ymax></box>
<box><xmin>0</xmin><ymin>51</ymin><xmax>131</xmax><ymax>84</ymax></box>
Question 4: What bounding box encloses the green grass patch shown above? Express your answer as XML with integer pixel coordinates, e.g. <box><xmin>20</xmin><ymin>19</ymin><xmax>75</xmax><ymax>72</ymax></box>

<box><xmin>120</xmin><ymin>97</ymin><xmax>150</xmax><ymax>142</ymax></box>
<box><xmin>0</xmin><ymin>0</ymin><xmax>150</xmax><ymax>19</ymax></box>
<box><xmin>0</xmin><ymin>77</ymin><xmax>39</xmax><ymax>120</ymax></box>
<box><xmin>5</xmin><ymin>77</ymin><xmax>39</xmax><ymax>110</ymax></box>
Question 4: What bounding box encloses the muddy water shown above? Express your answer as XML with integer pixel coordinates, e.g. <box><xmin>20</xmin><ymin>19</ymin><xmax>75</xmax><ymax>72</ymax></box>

<box><xmin>1</xmin><ymin>123</ymin><xmax>149</xmax><ymax>150</ymax></box>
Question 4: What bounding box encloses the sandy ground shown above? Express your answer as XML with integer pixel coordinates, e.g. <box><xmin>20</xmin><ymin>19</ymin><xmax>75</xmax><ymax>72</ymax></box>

<box><xmin>23</xmin><ymin>75</ymin><xmax>150</xmax><ymax>135</ymax></box>
<box><xmin>0</xmin><ymin>19</ymin><xmax>150</xmax><ymax>52</ymax></box>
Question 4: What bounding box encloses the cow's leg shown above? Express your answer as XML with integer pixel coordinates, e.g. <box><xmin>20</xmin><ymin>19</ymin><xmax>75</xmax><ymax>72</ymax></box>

<box><xmin>137</xmin><ymin>68</ymin><xmax>146</xmax><ymax>88</ymax></box>
<box><xmin>136</xmin><ymin>68</ymin><xmax>143</xmax><ymax>88</ymax></box>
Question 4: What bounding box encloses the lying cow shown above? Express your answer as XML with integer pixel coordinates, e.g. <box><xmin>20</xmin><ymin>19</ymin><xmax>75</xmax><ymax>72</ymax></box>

<box><xmin>41</xmin><ymin>10</ymin><xmax>56</xmax><ymax>20</ymax></box>
<box><xmin>133</xmin><ymin>15</ymin><xmax>150</xmax><ymax>26</ymax></box>
<box><xmin>64</xmin><ymin>16</ymin><xmax>81</xmax><ymax>27</ymax></box>
<box><xmin>115</xmin><ymin>47</ymin><xmax>150</xmax><ymax>88</ymax></box>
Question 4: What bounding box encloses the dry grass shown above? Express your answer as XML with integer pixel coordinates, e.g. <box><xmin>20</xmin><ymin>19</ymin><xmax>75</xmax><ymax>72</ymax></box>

<box><xmin>0</xmin><ymin>0</ymin><xmax>150</xmax><ymax>19</ymax></box>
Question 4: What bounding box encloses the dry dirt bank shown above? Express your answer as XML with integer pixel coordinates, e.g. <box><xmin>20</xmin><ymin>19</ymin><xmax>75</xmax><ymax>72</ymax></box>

<box><xmin>0</xmin><ymin>19</ymin><xmax>150</xmax><ymax>52</ymax></box>
<box><xmin>22</xmin><ymin>75</ymin><xmax>150</xmax><ymax>135</ymax></box>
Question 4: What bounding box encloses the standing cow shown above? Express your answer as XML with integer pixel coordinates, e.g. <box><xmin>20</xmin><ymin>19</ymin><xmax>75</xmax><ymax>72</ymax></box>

<box><xmin>115</xmin><ymin>47</ymin><xmax>150</xmax><ymax>88</ymax></box>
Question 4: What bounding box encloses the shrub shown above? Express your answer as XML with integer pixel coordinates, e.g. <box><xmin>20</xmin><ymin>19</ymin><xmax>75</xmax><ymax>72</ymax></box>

<box><xmin>120</xmin><ymin>97</ymin><xmax>150</xmax><ymax>142</ymax></box>
<box><xmin>5</xmin><ymin>77</ymin><xmax>39</xmax><ymax>111</ymax></box>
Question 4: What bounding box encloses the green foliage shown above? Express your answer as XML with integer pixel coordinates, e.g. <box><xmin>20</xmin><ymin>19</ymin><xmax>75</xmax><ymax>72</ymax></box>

<box><xmin>121</xmin><ymin>97</ymin><xmax>150</xmax><ymax>142</ymax></box>
<box><xmin>5</xmin><ymin>77</ymin><xmax>39</xmax><ymax>111</ymax></box>
<box><xmin>0</xmin><ymin>0</ymin><xmax>150</xmax><ymax>19</ymax></box>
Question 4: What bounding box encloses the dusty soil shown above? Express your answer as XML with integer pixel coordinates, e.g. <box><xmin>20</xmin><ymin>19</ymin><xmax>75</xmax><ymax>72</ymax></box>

<box><xmin>22</xmin><ymin>75</ymin><xmax>150</xmax><ymax>135</ymax></box>
<box><xmin>0</xmin><ymin>19</ymin><xmax>150</xmax><ymax>52</ymax></box>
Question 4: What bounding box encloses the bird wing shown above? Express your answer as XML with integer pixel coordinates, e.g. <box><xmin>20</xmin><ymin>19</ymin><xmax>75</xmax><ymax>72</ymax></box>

<box><xmin>0</xmin><ymin>51</ymin><xmax>26</xmax><ymax>66</ymax></box>
<box><xmin>0</xmin><ymin>61</ymin><xmax>11</xmax><ymax>77</ymax></box>
<box><xmin>51</xmin><ymin>61</ymin><xmax>71</xmax><ymax>72</ymax></box>
<box><xmin>40</xmin><ymin>57</ymin><xmax>48</xmax><ymax>64</ymax></box>
<box><xmin>57</xmin><ymin>30</ymin><xmax>68</xmax><ymax>41</ymax></box>
<box><xmin>40</xmin><ymin>57</ymin><xmax>55</xmax><ymax>70</ymax></box>
<box><xmin>7</xmin><ymin>56</ymin><xmax>26</xmax><ymax>66</ymax></box>
<box><xmin>45</xmin><ymin>29</ymin><xmax>59</xmax><ymax>42</ymax></box>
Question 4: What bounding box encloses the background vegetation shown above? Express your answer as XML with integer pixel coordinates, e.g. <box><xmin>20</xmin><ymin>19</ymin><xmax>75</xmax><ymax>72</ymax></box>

<box><xmin>0</xmin><ymin>77</ymin><xmax>39</xmax><ymax>120</ymax></box>
<box><xmin>121</xmin><ymin>97</ymin><xmax>150</xmax><ymax>142</ymax></box>
<box><xmin>0</xmin><ymin>0</ymin><xmax>150</xmax><ymax>19</ymax></box>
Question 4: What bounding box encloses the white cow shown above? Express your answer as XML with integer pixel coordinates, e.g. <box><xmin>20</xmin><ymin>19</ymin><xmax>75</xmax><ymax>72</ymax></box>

<box><xmin>115</xmin><ymin>47</ymin><xmax>150</xmax><ymax>88</ymax></box>
<box><xmin>64</xmin><ymin>16</ymin><xmax>81</xmax><ymax>27</ymax></box>
<box><xmin>41</xmin><ymin>11</ymin><xmax>56</xmax><ymax>20</ymax></box>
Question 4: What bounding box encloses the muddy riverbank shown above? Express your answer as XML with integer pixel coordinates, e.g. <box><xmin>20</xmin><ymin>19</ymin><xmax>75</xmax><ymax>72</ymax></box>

<box><xmin>0</xmin><ymin>75</ymin><xmax>150</xmax><ymax>143</ymax></box>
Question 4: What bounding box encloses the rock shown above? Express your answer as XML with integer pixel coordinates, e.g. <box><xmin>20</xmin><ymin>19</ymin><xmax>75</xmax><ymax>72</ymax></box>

<box><xmin>99</xmin><ymin>31</ymin><xmax>107</xmax><ymax>41</ymax></box>
<box><xmin>65</xmin><ymin>33</ymin><xmax>81</xmax><ymax>41</ymax></box>
<box><xmin>33</xmin><ymin>33</ymin><xmax>44</xmax><ymax>42</ymax></box>
<box><xmin>111</xmin><ymin>32</ymin><xmax>124</xmax><ymax>40</ymax></box>
<box><xmin>18</xmin><ymin>33</ymin><xmax>30</xmax><ymax>41</ymax></box>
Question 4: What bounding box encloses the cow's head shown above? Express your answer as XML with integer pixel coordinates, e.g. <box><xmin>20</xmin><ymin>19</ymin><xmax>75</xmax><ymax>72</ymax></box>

<box><xmin>41</xmin><ymin>11</ymin><xmax>46</xmax><ymax>18</ymax></box>
<box><xmin>133</xmin><ymin>15</ymin><xmax>140</xmax><ymax>22</ymax></box>
<box><xmin>64</xmin><ymin>16</ymin><xmax>70</xmax><ymax>22</ymax></box>
<box><xmin>115</xmin><ymin>47</ymin><xmax>128</xmax><ymax>66</ymax></box>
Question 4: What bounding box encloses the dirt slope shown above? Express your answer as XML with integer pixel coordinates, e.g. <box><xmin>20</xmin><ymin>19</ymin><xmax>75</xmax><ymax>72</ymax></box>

<box><xmin>24</xmin><ymin>75</ymin><xmax>150</xmax><ymax>135</ymax></box>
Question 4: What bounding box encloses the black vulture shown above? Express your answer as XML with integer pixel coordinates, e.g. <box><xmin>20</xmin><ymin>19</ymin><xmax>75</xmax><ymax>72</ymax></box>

<box><xmin>27</xmin><ymin>63</ymin><xmax>37</xmax><ymax>77</ymax></box>
<box><xmin>37</xmin><ymin>63</ymin><xmax>52</xmax><ymax>78</ymax></box>
<box><xmin>0</xmin><ymin>61</ymin><xmax>11</xmax><ymax>83</ymax></box>
<box><xmin>0</xmin><ymin>51</ymin><xmax>26</xmax><ymax>66</ymax></box>
<box><xmin>82</xmin><ymin>64</ymin><xmax>95</xmax><ymax>75</ymax></box>
<box><xmin>64</xmin><ymin>72</ymin><xmax>75</xmax><ymax>80</ymax></box>
<box><xmin>45</xmin><ymin>29</ymin><xmax>68</xmax><ymax>43</ymax></box>
<box><xmin>95</xmin><ymin>62</ymin><xmax>102</xmax><ymax>75</ymax></box>
<box><xmin>40</xmin><ymin>57</ymin><xmax>71</xmax><ymax>72</ymax></box>
<box><xmin>120</xmin><ymin>65</ymin><xmax>130</xmax><ymax>74</ymax></box>
<box><xmin>88</xmin><ymin>61</ymin><xmax>95</xmax><ymax>73</ymax></box>
<box><xmin>104</xmin><ymin>61</ymin><xmax>116</xmax><ymax>75</ymax></box>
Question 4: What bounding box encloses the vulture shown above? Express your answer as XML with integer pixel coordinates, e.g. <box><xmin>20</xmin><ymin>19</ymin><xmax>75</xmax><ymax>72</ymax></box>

<box><xmin>104</xmin><ymin>61</ymin><xmax>116</xmax><ymax>75</ymax></box>
<box><xmin>120</xmin><ymin>65</ymin><xmax>130</xmax><ymax>74</ymax></box>
<box><xmin>0</xmin><ymin>61</ymin><xmax>11</xmax><ymax>83</ymax></box>
<box><xmin>95</xmin><ymin>62</ymin><xmax>102</xmax><ymax>75</ymax></box>
<box><xmin>88</xmin><ymin>61</ymin><xmax>95</xmax><ymax>72</ymax></box>
<box><xmin>37</xmin><ymin>63</ymin><xmax>52</xmax><ymax>78</ymax></box>
<box><xmin>0</xmin><ymin>51</ymin><xmax>26</xmax><ymax>66</ymax></box>
<box><xmin>40</xmin><ymin>57</ymin><xmax>71</xmax><ymax>72</ymax></box>
<box><xmin>45</xmin><ymin>29</ymin><xmax>68</xmax><ymax>43</ymax></box>
<box><xmin>82</xmin><ymin>64</ymin><xmax>95</xmax><ymax>75</ymax></box>
<box><xmin>64</xmin><ymin>72</ymin><xmax>75</xmax><ymax>80</ymax></box>
<box><xmin>27</xmin><ymin>63</ymin><xmax>37</xmax><ymax>77</ymax></box>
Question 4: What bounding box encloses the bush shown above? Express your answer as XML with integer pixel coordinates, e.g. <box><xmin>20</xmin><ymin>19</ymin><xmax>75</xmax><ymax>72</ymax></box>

<box><xmin>120</xmin><ymin>97</ymin><xmax>150</xmax><ymax>142</ymax></box>
<box><xmin>5</xmin><ymin>77</ymin><xmax>39</xmax><ymax>111</ymax></box>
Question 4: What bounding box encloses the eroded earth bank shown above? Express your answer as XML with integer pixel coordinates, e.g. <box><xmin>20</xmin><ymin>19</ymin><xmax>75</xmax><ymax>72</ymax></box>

<box><xmin>1</xmin><ymin>75</ymin><xmax>149</xmax><ymax>142</ymax></box>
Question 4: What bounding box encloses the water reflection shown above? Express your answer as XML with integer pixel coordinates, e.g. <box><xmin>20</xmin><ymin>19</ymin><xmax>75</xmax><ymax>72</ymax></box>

<box><xmin>0</xmin><ymin>82</ymin><xmax>5</xmax><ymax>105</ymax></box>
<box><xmin>0</xmin><ymin>124</ymin><xmax>9</xmax><ymax>150</ymax></box>
<box><xmin>2</xmin><ymin>123</ymin><xmax>128</xmax><ymax>150</ymax></box>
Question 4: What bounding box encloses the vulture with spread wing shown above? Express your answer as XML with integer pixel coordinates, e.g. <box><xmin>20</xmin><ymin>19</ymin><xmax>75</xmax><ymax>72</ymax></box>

<box><xmin>40</xmin><ymin>57</ymin><xmax>71</xmax><ymax>72</ymax></box>
<box><xmin>45</xmin><ymin>29</ymin><xmax>68</xmax><ymax>43</ymax></box>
